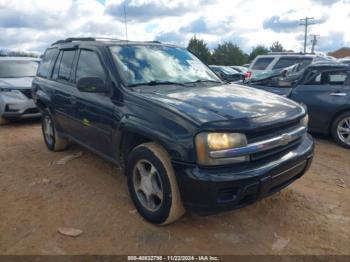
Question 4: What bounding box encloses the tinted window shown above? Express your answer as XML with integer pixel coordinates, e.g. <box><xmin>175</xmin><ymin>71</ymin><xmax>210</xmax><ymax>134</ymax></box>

<box><xmin>305</xmin><ymin>71</ymin><xmax>349</xmax><ymax>86</ymax></box>
<box><xmin>57</xmin><ymin>50</ymin><xmax>76</xmax><ymax>81</ymax></box>
<box><xmin>273</xmin><ymin>57</ymin><xmax>312</xmax><ymax>70</ymax></box>
<box><xmin>52</xmin><ymin>51</ymin><xmax>63</xmax><ymax>80</ymax></box>
<box><xmin>0</xmin><ymin>60</ymin><xmax>39</xmax><ymax>78</ymax></box>
<box><xmin>76</xmin><ymin>50</ymin><xmax>106</xmax><ymax>82</ymax></box>
<box><xmin>328</xmin><ymin>71</ymin><xmax>348</xmax><ymax>85</ymax></box>
<box><xmin>38</xmin><ymin>49</ymin><xmax>57</xmax><ymax>78</ymax></box>
<box><xmin>251</xmin><ymin>58</ymin><xmax>274</xmax><ymax>70</ymax></box>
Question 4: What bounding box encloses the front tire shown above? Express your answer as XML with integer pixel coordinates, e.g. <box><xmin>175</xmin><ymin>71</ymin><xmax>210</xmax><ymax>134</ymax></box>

<box><xmin>331</xmin><ymin>111</ymin><xmax>350</xmax><ymax>149</ymax></box>
<box><xmin>127</xmin><ymin>142</ymin><xmax>185</xmax><ymax>225</ymax></box>
<box><xmin>41</xmin><ymin>109</ymin><xmax>69</xmax><ymax>151</ymax></box>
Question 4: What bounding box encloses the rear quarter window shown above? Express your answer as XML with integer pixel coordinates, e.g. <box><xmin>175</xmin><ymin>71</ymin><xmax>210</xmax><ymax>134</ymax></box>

<box><xmin>37</xmin><ymin>49</ymin><xmax>58</xmax><ymax>78</ymax></box>
<box><xmin>251</xmin><ymin>57</ymin><xmax>274</xmax><ymax>70</ymax></box>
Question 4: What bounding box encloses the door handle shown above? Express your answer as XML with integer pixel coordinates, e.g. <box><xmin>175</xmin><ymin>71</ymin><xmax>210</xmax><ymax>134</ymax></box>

<box><xmin>330</xmin><ymin>92</ymin><xmax>347</xmax><ymax>97</ymax></box>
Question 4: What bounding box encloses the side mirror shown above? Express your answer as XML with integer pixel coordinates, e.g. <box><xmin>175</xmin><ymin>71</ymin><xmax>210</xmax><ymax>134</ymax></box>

<box><xmin>77</xmin><ymin>77</ymin><xmax>109</xmax><ymax>93</ymax></box>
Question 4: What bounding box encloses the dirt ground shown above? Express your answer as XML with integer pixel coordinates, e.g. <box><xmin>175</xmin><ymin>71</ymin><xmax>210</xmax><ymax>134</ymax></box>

<box><xmin>0</xmin><ymin>119</ymin><xmax>349</xmax><ymax>255</ymax></box>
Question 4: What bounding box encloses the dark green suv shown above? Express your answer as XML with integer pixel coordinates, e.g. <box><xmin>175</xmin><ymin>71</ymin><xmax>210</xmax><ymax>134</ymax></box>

<box><xmin>32</xmin><ymin>37</ymin><xmax>314</xmax><ymax>224</ymax></box>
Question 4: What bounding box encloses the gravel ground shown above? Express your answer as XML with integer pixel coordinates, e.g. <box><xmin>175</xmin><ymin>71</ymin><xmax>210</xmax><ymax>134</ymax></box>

<box><xmin>0</xmin><ymin>119</ymin><xmax>349</xmax><ymax>255</ymax></box>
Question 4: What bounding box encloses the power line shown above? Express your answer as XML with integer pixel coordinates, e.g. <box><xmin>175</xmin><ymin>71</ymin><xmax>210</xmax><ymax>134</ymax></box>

<box><xmin>310</xmin><ymin>34</ymin><xmax>320</xmax><ymax>53</ymax></box>
<box><xmin>299</xmin><ymin>17</ymin><xmax>316</xmax><ymax>54</ymax></box>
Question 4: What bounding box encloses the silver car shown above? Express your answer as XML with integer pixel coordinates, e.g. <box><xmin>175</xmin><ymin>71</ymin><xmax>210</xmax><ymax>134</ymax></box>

<box><xmin>0</xmin><ymin>57</ymin><xmax>40</xmax><ymax>124</ymax></box>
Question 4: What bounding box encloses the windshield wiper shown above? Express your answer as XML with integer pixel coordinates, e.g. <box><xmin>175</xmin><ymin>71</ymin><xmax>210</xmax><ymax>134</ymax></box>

<box><xmin>128</xmin><ymin>81</ymin><xmax>188</xmax><ymax>87</ymax></box>
<box><xmin>184</xmin><ymin>79</ymin><xmax>222</xmax><ymax>84</ymax></box>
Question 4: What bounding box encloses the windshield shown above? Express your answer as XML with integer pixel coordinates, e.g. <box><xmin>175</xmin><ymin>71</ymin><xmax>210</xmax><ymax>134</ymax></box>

<box><xmin>0</xmin><ymin>60</ymin><xmax>39</xmax><ymax>78</ymax></box>
<box><xmin>109</xmin><ymin>45</ymin><xmax>220</xmax><ymax>86</ymax></box>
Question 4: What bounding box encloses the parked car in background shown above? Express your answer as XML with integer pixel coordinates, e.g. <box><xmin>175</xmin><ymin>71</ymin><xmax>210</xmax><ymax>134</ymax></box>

<box><xmin>230</xmin><ymin>66</ymin><xmax>248</xmax><ymax>73</ymax></box>
<box><xmin>339</xmin><ymin>57</ymin><xmax>350</xmax><ymax>65</ymax></box>
<box><xmin>209</xmin><ymin>65</ymin><xmax>244</xmax><ymax>82</ymax></box>
<box><xmin>247</xmin><ymin>53</ymin><xmax>316</xmax><ymax>79</ymax></box>
<box><xmin>0</xmin><ymin>57</ymin><xmax>40</xmax><ymax>125</ymax></box>
<box><xmin>33</xmin><ymin>37</ymin><xmax>313</xmax><ymax>224</ymax></box>
<box><xmin>246</xmin><ymin>63</ymin><xmax>350</xmax><ymax>148</ymax></box>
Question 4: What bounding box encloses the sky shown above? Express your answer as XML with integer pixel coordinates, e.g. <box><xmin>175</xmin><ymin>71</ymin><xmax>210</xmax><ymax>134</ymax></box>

<box><xmin>0</xmin><ymin>0</ymin><xmax>349</xmax><ymax>54</ymax></box>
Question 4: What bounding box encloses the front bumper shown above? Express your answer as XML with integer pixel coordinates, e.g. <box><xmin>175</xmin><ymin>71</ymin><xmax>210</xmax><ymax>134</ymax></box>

<box><xmin>173</xmin><ymin>134</ymin><xmax>314</xmax><ymax>215</ymax></box>
<box><xmin>0</xmin><ymin>90</ymin><xmax>40</xmax><ymax>119</ymax></box>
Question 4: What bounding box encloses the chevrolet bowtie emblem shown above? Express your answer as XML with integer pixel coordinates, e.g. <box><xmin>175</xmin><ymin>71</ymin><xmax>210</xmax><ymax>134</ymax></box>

<box><xmin>280</xmin><ymin>134</ymin><xmax>292</xmax><ymax>146</ymax></box>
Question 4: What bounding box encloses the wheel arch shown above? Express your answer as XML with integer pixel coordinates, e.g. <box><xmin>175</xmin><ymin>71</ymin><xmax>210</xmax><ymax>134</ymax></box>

<box><xmin>329</xmin><ymin>108</ymin><xmax>350</xmax><ymax>133</ymax></box>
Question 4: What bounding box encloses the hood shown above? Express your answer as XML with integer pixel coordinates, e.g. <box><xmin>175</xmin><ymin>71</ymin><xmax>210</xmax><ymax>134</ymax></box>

<box><xmin>0</xmin><ymin>77</ymin><xmax>34</xmax><ymax>89</ymax></box>
<box><xmin>137</xmin><ymin>83</ymin><xmax>304</xmax><ymax>130</ymax></box>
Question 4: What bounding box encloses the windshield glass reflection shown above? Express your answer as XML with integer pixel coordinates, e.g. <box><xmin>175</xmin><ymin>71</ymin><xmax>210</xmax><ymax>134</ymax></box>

<box><xmin>109</xmin><ymin>45</ymin><xmax>220</xmax><ymax>86</ymax></box>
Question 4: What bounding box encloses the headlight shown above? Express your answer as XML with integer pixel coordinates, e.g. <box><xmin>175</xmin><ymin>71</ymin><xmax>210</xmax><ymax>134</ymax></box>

<box><xmin>195</xmin><ymin>132</ymin><xmax>248</xmax><ymax>166</ymax></box>
<box><xmin>300</xmin><ymin>114</ymin><xmax>309</xmax><ymax>128</ymax></box>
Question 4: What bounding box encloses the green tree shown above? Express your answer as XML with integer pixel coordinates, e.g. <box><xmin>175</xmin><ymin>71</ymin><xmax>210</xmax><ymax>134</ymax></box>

<box><xmin>249</xmin><ymin>45</ymin><xmax>269</xmax><ymax>61</ymax></box>
<box><xmin>211</xmin><ymin>42</ymin><xmax>247</xmax><ymax>65</ymax></box>
<box><xmin>187</xmin><ymin>36</ymin><xmax>211</xmax><ymax>64</ymax></box>
<box><xmin>270</xmin><ymin>41</ymin><xmax>285</xmax><ymax>52</ymax></box>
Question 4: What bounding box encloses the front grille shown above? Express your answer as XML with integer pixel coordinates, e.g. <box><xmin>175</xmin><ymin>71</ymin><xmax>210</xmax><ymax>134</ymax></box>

<box><xmin>23</xmin><ymin>108</ymin><xmax>39</xmax><ymax>114</ymax></box>
<box><xmin>247</xmin><ymin>120</ymin><xmax>304</xmax><ymax>162</ymax></box>
<box><xmin>251</xmin><ymin>137</ymin><xmax>302</xmax><ymax>161</ymax></box>
<box><xmin>19</xmin><ymin>89</ymin><xmax>32</xmax><ymax>99</ymax></box>
<box><xmin>247</xmin><ymin>120</ymin><xmax>300</xmax><ymax>142</ymax></box>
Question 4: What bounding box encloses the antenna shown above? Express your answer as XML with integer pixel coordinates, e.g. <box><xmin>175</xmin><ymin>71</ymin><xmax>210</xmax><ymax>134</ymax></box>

<box><xmin>123</xmin><ymin>3</ymin><xmax>128</xmax><ymax>42</ymax></box>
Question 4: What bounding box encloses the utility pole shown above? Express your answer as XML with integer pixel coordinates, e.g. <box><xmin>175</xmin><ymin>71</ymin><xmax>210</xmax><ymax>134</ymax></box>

<box><xmin>310</xmin><ymin>34</ymin><xmax>320</xmax><ymax>53</ymax></box>
<box><xmin>300</xmin><ymin>17</ymin><xmax>315</xmax><ymax>54</ymax></box>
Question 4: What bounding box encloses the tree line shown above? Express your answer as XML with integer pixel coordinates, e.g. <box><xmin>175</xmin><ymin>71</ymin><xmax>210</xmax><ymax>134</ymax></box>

<box><xmin>187</xmin><ymin>36</ymin><xmax>289</xmax><ymax>66</ymax></box>
<box><xmin>0</xmin><ymin>49</ymin><xmax>39</xmax><ymax>57</ymax></box>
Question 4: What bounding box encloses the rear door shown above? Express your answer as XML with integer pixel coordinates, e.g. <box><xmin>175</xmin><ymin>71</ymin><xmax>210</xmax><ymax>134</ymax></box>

<box><xmin>50</xmin><ymin>49</ymin><xmax>78</xmax><ymax>133</ymax></box>
<box><xmin>72</xmin><ymin>48</ymin><xmax>115</xmax><ymax>156</ymax></box>
<box><xmin>290</xmin><ymin>69</ymin><xmax>350</xmax><ymax>133</ymax></box>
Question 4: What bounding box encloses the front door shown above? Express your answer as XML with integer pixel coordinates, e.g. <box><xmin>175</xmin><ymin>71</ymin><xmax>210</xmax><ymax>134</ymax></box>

<box><xmin>72</xmin><ymin>48</ymin><xmax>117</xmax><ymax>157</ymax></box>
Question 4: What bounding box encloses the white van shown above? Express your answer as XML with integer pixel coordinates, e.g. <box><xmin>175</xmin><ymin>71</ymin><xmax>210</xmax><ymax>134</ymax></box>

<box><xmin>247</xmin><ymin>53</ymin><xmax>315</xmax><ymax>78</ymax></box>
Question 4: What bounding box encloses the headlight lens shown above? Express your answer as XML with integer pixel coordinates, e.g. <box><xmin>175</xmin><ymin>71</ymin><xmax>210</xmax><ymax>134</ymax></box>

<box><xmin>195</xmin><ymin>132</ymin><xmax>248</xmax><ymax>166</ymax></box>
<box><xmin>301</xmin><ymin>114</ymin><xmax>309</xmax><ymax>128</ymax></box>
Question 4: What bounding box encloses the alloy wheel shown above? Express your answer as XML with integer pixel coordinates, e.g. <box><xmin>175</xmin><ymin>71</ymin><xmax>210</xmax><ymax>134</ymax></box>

<box><xmin>133</xmin><ymin>159</ymin><xmax>164</xmax><ymax>212</ymax></box>
<box><xmin>337</xmin><ymin>117</ymin><xmax>350</xmax><ymax>145</ymax></box>
<box><xmin>43</xmin><ymin>115</ymin><xmax>54</xmax><ymax>145</ymax></box>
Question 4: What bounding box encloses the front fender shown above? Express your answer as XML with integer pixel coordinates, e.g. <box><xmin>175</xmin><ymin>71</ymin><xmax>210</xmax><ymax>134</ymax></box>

<box><xmin>119</xmin><ymin>114</ymin><xmax>196</xmax><ymax>162</ymax></box>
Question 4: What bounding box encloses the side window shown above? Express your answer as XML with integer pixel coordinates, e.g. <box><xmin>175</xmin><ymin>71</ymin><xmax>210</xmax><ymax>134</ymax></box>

<box><xmin>57</xmin><ymin>50</ymin><xmax>76</xmax><ymax>81</ymax></box>
<box><xmin>52</xmin><ymin>51</ymin><xmax>63</xmax><ymax>80</ymax></box>
<box><xmin>328</xmin><ymin>71</ymin><xmax>347</xmax><ymax>85</ymax></box>
<box><xmin>273</xmin><ymin>57</ymin><xmax>312</xmax><ymax>70</ymax></box>
<box><xmin>37</xmin><ymin>49</ymin><xmax>58</xmax><ymax>78</ymax></box>
<box><xmin>251</xmin><ymin>58</ymin><xmax>274</xmax><ymax>70</ymax></box>
<box><xmin>305</xmin><ymin>72</ymin><xmax>322</xmax><ymax>85</ymax></box>
<box><xmin>76</xmin><ymin>50</ymin><xmax>106</xmax><ymax>82</ymax></box>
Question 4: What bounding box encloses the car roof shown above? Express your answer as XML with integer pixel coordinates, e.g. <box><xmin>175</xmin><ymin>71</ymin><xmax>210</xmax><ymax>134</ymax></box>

<box><xmin>255</xmin><ymin>54</ymin><xmax>315</xmax><ymax>59</ymax></box>
<box><xmin>50</xmin><ymin>37</ymin><xmax>180</xmax><ymax>49</ymax></box>
<box><xmin>307</xmin><ymin>63</ymin><xmax>350</xmax><ymax>69</ymax></box>
<box><xmin>0</xmin><ymin>56</ymin><xmax>40</xmax><ymax>61</ymax></box>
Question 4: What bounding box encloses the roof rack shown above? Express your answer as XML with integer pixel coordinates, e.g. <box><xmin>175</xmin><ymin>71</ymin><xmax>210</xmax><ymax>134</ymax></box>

<box><xmin>51</xmin><ymin>37</ymin><xmax>122</xmax><ymax>46</ymax></box>
<box><xmin>51</xmin><ymin>37</ymin><xmax>162</xmax><ymax>46</ymax></box>
<box><xmin>268</xmin><ymin>52</ymin><xmax>304</xmax><ymax>55</ymax></box>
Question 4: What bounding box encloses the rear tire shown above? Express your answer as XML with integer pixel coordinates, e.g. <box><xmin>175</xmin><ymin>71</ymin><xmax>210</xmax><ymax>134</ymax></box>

<box><xmin>127</xmin><ymin>142</ymin><xmax>185</xmax><ymax>225</ymax></box>
<box><xmin>331</xmin><ymin>111</ymin><xmax>350</xmax><ymax>149</ymax></box>
<box><xmin>41</xmin><ymin>109</ymin><xmax>69</xmax><ymax>151</ymax></box>
<box><xmin>0</xmin><ymin>116</ymin><xmax>9</xmax><ymax>126</ymax></box>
